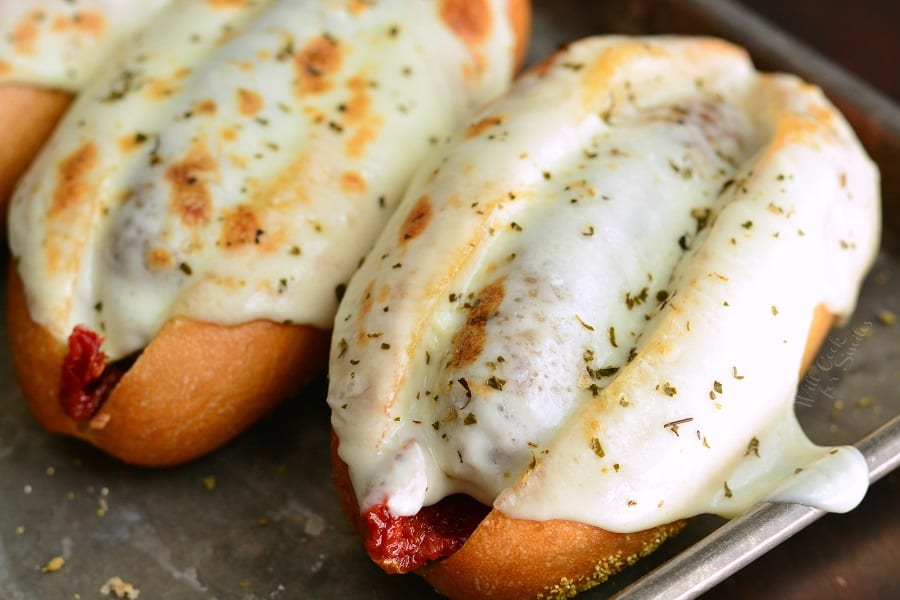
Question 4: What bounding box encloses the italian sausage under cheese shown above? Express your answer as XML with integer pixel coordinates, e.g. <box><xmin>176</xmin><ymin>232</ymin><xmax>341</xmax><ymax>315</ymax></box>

<box><xmin>328</xmin><ymin>37</ymin><xmax>880</xmax><ymax>598</ymax></box>
<box><xmin>6</xmin><ymin>0</ymin><xmax>531</xmax><ymax>466</ymax></box>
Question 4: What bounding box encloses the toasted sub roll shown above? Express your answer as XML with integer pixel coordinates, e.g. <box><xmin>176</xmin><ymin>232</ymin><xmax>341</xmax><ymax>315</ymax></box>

<box><xmin>7</xmin><ymin>0</ymin><xmax>530</xmax><ymax>466</ymax></box>
<box><xmin>327</xmin><ymin>37</ymin><xmax>880</xmax><ymax>597</ymax></box>
<box><xmin>0</xmin><ymin>86</ymin><xmax>71</xmax><ymax>232</ymax></box>
<box><xmin>9</xmin><ymin>265</ymin><xmax>329</xmax><ymax>465</ymax></box>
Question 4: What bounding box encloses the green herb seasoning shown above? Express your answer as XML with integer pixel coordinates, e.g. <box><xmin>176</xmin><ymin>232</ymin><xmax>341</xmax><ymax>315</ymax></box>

<box><xmin>746</xmin><ymin>437</ymin><xmax>760</xmax><ymax>457</ymax></box>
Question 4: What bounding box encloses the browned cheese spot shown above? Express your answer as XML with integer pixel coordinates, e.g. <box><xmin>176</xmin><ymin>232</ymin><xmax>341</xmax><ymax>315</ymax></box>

<box><xmin>808</xmin><ymin>103</ymin><xmax>836</xmax><ymax>128</ymax></box>
<box><xmin>236</xmin><ymin>87</ymin><xmax>264</xmax><ymax>116</ymax></box>
<box><xmin>348</xmin><ymin>0</ymin><xmax>372</xmax><ymax>14</ymax></box>
<box><xmin>346</xmin><ymin>124</ymin><xmax>380</xmax><ymax>159</ymax></box>
<box><xmin>341</xmin><ymin>171</ymin><xmax>367</xmax><ymax>194</ymax></box>
<box><xmin>228</xmin><ymin>153</ymin><xmax>249</xmax><ymax>169</ymax></box>
<box><xmin>50</xmin><ymin>15</ymin><xmax>69</xmax><ymax>32</ymax></box>
<box><xmin>12</xmin><ymin>10</ymin><xmax>42</xmax><ymax>54</ymax></box>
<box><xmin>303</xmin><ymin>105</ymin><xmax>327</xmax><ymax>124</ymax></box>
<box><xmin>440</xmin><ymin>0</ymin><xmax>492</xmax><ymax>49</ymax></box>
<box><xmin>45</xmin><ymin>142</ymin><xmax>101</xmax><ymax>274</ymax></box>
<box><xmin>145</xmin><ymin>75</ymin><xmax>181</xmax><ymax>99</ymax></box>
<box><xmin>206</xmin><ymin>0</ymin><xmax>252</xmax><ymax>9</ymax></box>
<box><xmin>50</xmin><ymin>142</ymin><xmax>99</xmax><ymax>217</ymax></box>
<box><xmin>357</xmin><ymin>280</ymin><xmax>377</xmax><ymax>324</ymax></box>
<box><xmin>166</xmin><ymin>145</ymin><xmax>218</xmax><ymax>227</ymax></box>
<box><xmin>194</xmin><ymin>99</ymin><xmax>218</xmax><ymax>116</ymax></box>
<box><xmin>51</xmin><ymin>10</ymin><xmax>106</xmax><ymax>37</ymax></box>
<box><xmin>145</xmin><ymin>247</ymin><xmax>174</xmax><ymax>271</ymax></box>
<box><xmin>448</xmin><ymin>279</ymin><xmax>505</xmax><ymax>368</ymax></box>
<box><xmin>0</xmin><ymin>60</ymin><xmax>10</xmax><ymax>75</ymax></box>
<box><xmin>465</xmin><ymin>116</ymin><xmax>502</xmax><ymax>139</ymax></box>
<box><xmin>77</xmin><ymin>11</ymin><xmax>106</xmax><ymax>36</ymax></box>
<box><xmin>342</xmin><ymin>77</ymin><xmax>383</xmax><ymax>157</ymax></box>
<box><xmin>294</xmin><ymin>36</ymin><xmax>342</xmax><ymax>95</ymax></box>
<box><xmin>399</xmin><ymin>195</ymin><xmax>432</xmax><ymax>242</ymax></box>
<box><xmin>765</xmin><ymin>112</ymin><xmax>825</xmax><ymax>157</ymax></box>
<box><xmin>344</xmin><ymin>76</ymin><xmax>371</xmax><ymax>124</ymax></box>
<box><xmin>116</xmin><ymin>188</ymin><xmax>134</xmax><ymax>204</ymax></box>
<box><xmin>118</xmin><ymin>135</ymin><xmax>141</xmax><ymax>153</ymax></box>
<box><xmin>219</xmin><ymin>205</ymin><xmax>262</xmax><ymax>248</ymax></box>
<box><xmin>248</xmin><ymin>152</ymin><xmax>312</xmax><ymax>212</ymax></box>
<box><xmin>220</xmin><ymin>127</ymin><xmax>238</xmax><ymax>142</ymax></box>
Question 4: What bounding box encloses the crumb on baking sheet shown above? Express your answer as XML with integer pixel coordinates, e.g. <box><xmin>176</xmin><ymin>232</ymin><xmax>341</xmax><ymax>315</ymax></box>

<box><xmin>202</xmin><ymin>475</ymin><xmax>217</xmax><ymax>491</ymax></box>
<box><xmin>90</xmin><ymin>412</ymin><xmax>111</xmax><ymax>429</ymax></box>
<box><xmin>857</xmin><ymin>395</ymin><xmax>873</xmax><ymax>408</ymax></box>
<box><xmin>877</xmin><ymin>309</ymin><xmax>896</xmax><ymax>326</ymax></box>
<box><xmin>100</xmin><ymin>576</ymin><xmax>140</xmax><ymax>599</ymax></box>
<box><xmin>830</xmin><ymin>399</ymin><xmax>845</xmax><ymax>421</ymax></box>
<box><xmin>41</xmin><ymin>556</ymin><xmax>64</xmax><ymax>573</ymax></box>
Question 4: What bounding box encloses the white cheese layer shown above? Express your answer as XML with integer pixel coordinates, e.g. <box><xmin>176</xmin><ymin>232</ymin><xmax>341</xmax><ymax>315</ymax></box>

<box><xmin>328</xmin><ymin>37</ymin><xmax>880</xmax><ymax>530</ymax></box>
<box><xmin>0</xmin><ymin>0</ymin><xmax>173</xmax><ymax>90</ymax></box>
<box><xmin>8</xmin><ymin>0</ymin><xmax>520</xmax><ymax>359</ymax></box>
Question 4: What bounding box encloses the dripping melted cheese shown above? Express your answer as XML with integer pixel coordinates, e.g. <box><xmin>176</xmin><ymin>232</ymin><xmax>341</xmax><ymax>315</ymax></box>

<box><xmin>328</xmin><ymin>37</ymin><xmax>880</xmax><ymax>532</ymax></box>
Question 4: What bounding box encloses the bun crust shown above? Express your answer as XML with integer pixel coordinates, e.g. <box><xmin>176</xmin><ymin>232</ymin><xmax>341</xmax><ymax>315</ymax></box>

<box><xmin>332</xmin><ymin>435</ymin><xmax>683</xmax><ymax>599</ymax></box>
<box><xmin>506</xmin><ymin>0</ymin><xmax>532</xmax><ymax>72</ymax></box>
<box><xmin>8</xmin><ymin>264</ymin><xmax>329</xmax><ymax>466</ymax></box>
<box><xmin>422</xmin><ymin>512</ymin><xmax>684</xmax><ymax>600</ymax></box>
<box><xmin>330</xmin><ymin>305</ymin><xmax>836</xmax><ymax>597</ymax></box>
<box><xmin>0</xmin><ymin>85</ymin><xmax>71</xmax><ymax>233</ymax></box>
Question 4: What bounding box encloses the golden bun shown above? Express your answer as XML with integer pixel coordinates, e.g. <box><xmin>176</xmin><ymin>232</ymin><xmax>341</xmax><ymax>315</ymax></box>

<box><xmin>507</xmin><ymin>0</ymin><xmax>532</xmax><ymax>72</ymax></box>
<box><xmin>0</xmin><ymin>85</ymin><xmax>71</xmax><ymax>233</ymax></box>
<box><xmin>8</xmin><ymin>265</ymin><xmax>329</xmax><ymax>466</ymax></box>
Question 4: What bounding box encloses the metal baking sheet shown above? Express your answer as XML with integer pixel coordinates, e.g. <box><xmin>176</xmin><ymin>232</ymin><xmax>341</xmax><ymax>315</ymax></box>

<box><xmin>1</xmin><ymin>1</ymin><xmax>898</xmax><ymax>598</ymax></box>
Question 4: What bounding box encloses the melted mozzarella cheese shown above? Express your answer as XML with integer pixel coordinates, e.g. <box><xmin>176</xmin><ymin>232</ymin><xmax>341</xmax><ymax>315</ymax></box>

<box><xmin>328</xmin><ymin>37</ymin><xmax>880</xmax><ymax>530</ymax></box>
<box><xmin>0</xmin><ymin>0</ymin><xmax>174</xmax><ymax>90</ymax></box>
<box><xmin>8</xmin><ymin>0</ymin><xmax>520</xmax><ymax>360</ymax></box>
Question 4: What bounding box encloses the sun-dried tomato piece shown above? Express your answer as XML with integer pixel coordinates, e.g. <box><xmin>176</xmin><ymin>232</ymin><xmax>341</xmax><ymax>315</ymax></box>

<box><xmin>364</xmin><ymin>494</ymin><xmax>490</xmax><ymax>574</ymax></box>
<box><xmin>60</xmin><ymin>325</ymin><xmax>122</xmax><ymax>421</ymax></box>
